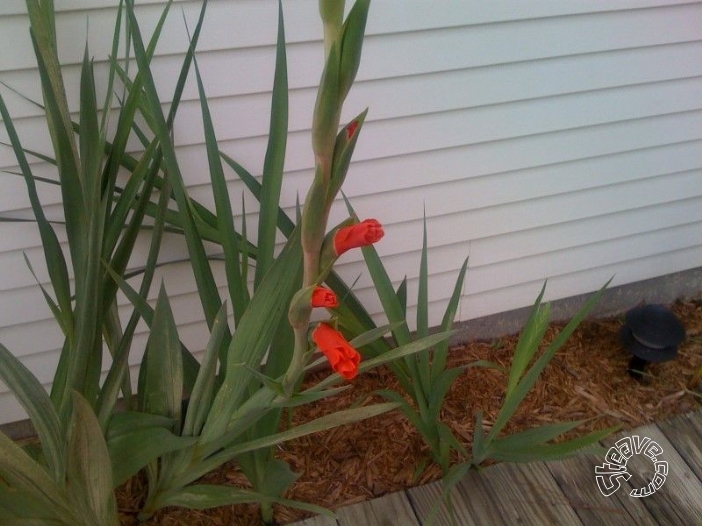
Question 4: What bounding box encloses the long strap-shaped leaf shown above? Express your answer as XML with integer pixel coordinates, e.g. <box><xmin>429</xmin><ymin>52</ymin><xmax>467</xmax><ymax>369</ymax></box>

<box><xmin>0</xmin><ymin>343</ymin><xmax>64</xmax><ymax>483</ymax></box>
<box><xmin>124</xmin><ymin>0</ymin><xmax>223</xmax><ymax>331</ymax></box>
<box><xmin>66</xmin><ymin>392</ymin><xmax>119</xmax><ymax>526</ymax></box>
<box><xmin>0</xmin><ymin>431</ymin><xmax>74</xmax><ymax>524</ymax></box>
<box><xmin>486</xmin><ymin>279</ymin><xmax>612</xmax><ymax>442</ymax></box>
<box><xmin>0</xmin><ymin>92</ymin><xmax>72</xmax><ymax>333</ymax></box>
<box><xmin>192</xmin><ymin>46</ymin><xmax>248</xmax><ymax>326</ymax></box>
<box><xmin>255</xmin><ymin>0</ymin><xmax>288</xmax><ymax>288</ymax></box>
<box><xmin>199</xmin><ymin>226</ymin><xmax>303</xmax><ymax>448</ymax></box>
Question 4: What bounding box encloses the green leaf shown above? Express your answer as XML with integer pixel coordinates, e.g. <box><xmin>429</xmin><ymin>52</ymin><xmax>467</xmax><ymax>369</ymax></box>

<box><xmin>0</xmin><ymin>432</ymin><xmax>73</xmax><ymax>523</ymax></box>
<box><xmin>255</xmin><ymin>0</ymin><xmax>289</xmax><ymax>288</ymax></box>
<box><xmin>489</xmin><ymin>420</ymin><xmax>588</xmax><ymax>451</ymax></box>
<box><xmin>310</xmin><ymin>330</ymin><xmax>455</xmax><ymax>393</ymax></box>
<box><xmin>199</xmin><ymin>227</ymin><xmax>303</xmax><ymax>447</ymax></box>
<box><xmin>427</xmin><ymin>367</ymin><xmax>464</xmax><ymax>426</ymax></box>
<box><xmin>338</xmin><ymin>0</ymin><xmax>370</xmax><ymax>101</ymax></box>
<box><xmin>125</xmin><ymin>0</ymin><xmax>224</xmax><ymax>332</ymax></box>
<box><xmin>107</xmin><ymin>426</ymin><xmax>197</xmax><ymax>487</ymax></box>
<box><xmin>204</xmin><ymin>402</ymin><xmax>400</xmax><ymax>469</ymax></box>
<box><xmin>156</xmin><ymin>484</ymin><xmax>333</xmax><ymax>517</ymax></box>
<box><xmin>0</xmin><ymin>92</ymin><xmax>73</xmax><ymax>330</ymax></box>
<box><xmin>312</xmin><ymin>40</ymin><xmax>340</xmax><ymax>163</ymax></box>
<box><xmin>192</xmin><ymin>50</ymin><xmax>247</xmax><ymax>327</ymax></box>
<box><xmin>487</xmin><ymin>279</ymin><xmax>611</xmax><ymax>442</ymax></box>
<box><xmin>258</xmin><ymin>458</ymin><xmax>299</xmax><ymax>499</ymax></box>
<box><xmin>506</xmin><ymin>282</ymin><xmax>550</xmax><ymax>398</ymax></box>
<box><xmin>182</xmin><ymin>303</ymin><xmax>229</xmax><ymax>437</ymax></box>
<box><xmin>65</xmin><ymin>392</ymin><xmax>119</xmax><ymax>526</ymax></box>
<box><xmin>139</xmin><ymin>285</ymin><xmax>183</xmax><ymax>427</ymax></box>
<box><xmin>431</xmin><ymin>256</ymin><xmax>468</xmax><ymax>379</ymax></box>
<box><xmin>487</xmin><ymin>425</ymin><xmax>619</xmax><ymax>463</ymax></box>
<box><xmin>348</xmin><ymin>322</ymin><xmax>403</xmax><ymax>350</ymax></box>
<box><xmin>0</xmin><ymin>343</ymin><xmax>65</xmax><ymax>483</ymax></box>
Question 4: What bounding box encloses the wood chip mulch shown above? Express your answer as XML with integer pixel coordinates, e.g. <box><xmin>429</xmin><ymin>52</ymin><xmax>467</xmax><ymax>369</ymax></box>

<box><xmin>117</xmin><ymin>297</ymin><xmax>702</xmax><ymax>525</ymax></box>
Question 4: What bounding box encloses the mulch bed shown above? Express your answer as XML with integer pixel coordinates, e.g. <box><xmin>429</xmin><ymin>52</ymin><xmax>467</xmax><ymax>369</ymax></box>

<box><xmin>117</xmin><ymin>297</ymin><xmax>702</xmax><ymax>525</ymax></box>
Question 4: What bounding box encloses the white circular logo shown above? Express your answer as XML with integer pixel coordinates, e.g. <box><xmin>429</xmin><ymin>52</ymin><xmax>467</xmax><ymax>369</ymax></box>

<box><xmin>595</xmin><ymin>435</ymin><xmax>668</xmax><ymax>497</ymax></box>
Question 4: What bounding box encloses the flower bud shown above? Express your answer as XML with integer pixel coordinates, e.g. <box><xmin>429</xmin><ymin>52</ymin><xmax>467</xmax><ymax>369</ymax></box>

<box><xmin>311</xmin><ymin>286</ymin><xmax>339</xmax><ymax>308</ymax></box>
<box><xmin>334</xmin><ymin>218</ymin><xmax>384</xmax><ymax>256</ymax></box>
<box><xmin>313</xmin><ymin>322</ymin><xmax>361</xmax><ymax>380</ymax></box>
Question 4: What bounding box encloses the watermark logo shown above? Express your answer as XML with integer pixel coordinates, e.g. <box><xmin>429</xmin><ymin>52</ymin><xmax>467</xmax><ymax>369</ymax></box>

<box><xmin>595</xmin><ymin>435</ymin><xmax>668</xmax><ymax>497</ymax></box>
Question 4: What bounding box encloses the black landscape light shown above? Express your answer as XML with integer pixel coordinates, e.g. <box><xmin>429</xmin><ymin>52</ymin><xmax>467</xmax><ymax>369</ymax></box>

<box><xmin>619</xmin><ymin>304</ymin><xmax>685</xmax><ymax>380</ymax></box>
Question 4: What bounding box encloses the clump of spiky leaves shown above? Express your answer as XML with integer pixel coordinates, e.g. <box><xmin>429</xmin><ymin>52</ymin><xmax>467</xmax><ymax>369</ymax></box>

<box><xmin>0</xmin><ymin>344</ymin><xmax>118</xmax><ymax>525</ymax></box>
<box><xmin>104</xmin><ymin>0</ymin><xmax>455</xmax><ymax>523</ymax></box>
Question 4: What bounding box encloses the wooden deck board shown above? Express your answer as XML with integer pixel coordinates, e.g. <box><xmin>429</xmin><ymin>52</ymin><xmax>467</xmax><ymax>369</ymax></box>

<box><xmin>601</xmin><ymin>421</ymin><xmax>702</xmax><ymax>526</ymax></box>
<box><xmin>291</xmin><ymin>514</ymin><xmax>338</xmax><ymax>526</ymax></box>
<box><xmin>547</xmin><ymin>452</ymin><xmax>658</xmax><ymax>525</ymax></box>
<box><xmin>336</xmin><ymin>490</ymin><xmax>420</xmax><ymax>526</ymax></box>
<box><xmin>407</xmin><ymin>475</ymin><xmax>499</xmax><ymax>525</ymax></box>
<box><xmin>657</xmin><ymin>410</ymin><xmax>702</xmax><ymax>481</ymax></box>
<box><xmin>475</xmin><ymin>460</ymin><xmax>584</xmax><ymax>525</ymax></box>
<box><xmin>289</xmin><ymin>411</ymin><xmax>702</xmax><ymax>526</ymax></box>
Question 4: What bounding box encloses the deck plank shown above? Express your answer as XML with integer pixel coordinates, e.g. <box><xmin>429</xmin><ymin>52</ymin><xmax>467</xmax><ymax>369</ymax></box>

<box><xmin>336</xmin><ymin>490</ymin><xmax>420</xmax><ymax>526</ymax></box>
<box><xmin>407</xmin><ymin>478</ymin><xmax>483</xmax><ymax>525</ymax></box>
<box><xmin>547</xmin><ymin>452</ymin><xmax>658</xmax><ymax>525</ymax></box>
<box><xmin>290</xmin><ymin>514</ymin><xmax>338</xmax><ymax>526</ymax></box>
<box><xmin>289</xmin><ymin>411</ymin><xmax>702</xmax><ymax>526</ymax></box>
<box><xmin>469</xmin><ymin>460</ymin><xmax>585</xmax><ymax>525</ymax></box>
<box><xmin>656</xmin><ymin>410</ymin><xmax>702</xmax><ymax>481</ymax></box>
<box><xmin>601</xmin><ymin>421</ymin><xmax>702</xmax><ymax>526</ymax></box>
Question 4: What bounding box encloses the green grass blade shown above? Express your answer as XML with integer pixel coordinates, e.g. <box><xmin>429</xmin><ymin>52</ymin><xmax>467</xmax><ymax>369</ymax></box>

<box><xmin>255</xmin><ymin>0</ymin><xmax>288</xmax><ymax>288</ymax></box>
<box><xmin>0</xmin><ymin>343</ymin><xmax>65</xmax><ymax>483</ymax></box>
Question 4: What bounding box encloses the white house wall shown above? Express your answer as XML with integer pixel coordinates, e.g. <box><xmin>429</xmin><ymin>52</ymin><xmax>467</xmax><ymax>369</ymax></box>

<box><xmin>1</xmin><ymin>0</ymin><xmax>701</xmax><ymax>424</ymax></box>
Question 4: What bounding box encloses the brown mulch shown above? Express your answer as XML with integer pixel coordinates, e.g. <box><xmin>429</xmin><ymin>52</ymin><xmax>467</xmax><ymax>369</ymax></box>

<box><xmin>117</xmin><ymin>297</ymin><xmax>702</xmax><ymax>525</ymax></box>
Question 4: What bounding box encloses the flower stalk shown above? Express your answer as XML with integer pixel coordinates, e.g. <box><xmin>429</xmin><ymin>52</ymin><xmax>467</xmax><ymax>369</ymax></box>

<box><xmin>283</xmin><ymin>0</ymin><xmax>373</xmax><ymax>394</ymax></box>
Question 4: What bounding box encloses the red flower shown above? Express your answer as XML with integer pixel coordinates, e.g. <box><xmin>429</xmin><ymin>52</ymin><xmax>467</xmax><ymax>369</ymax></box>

<box><xmin>311</xmin><ymin>286</ymin><xmax>338</xmax><ymax>308</ymax></box>
<box><xmin>312</xmin><ymin>323</ymin><xmax>361</xmax><ymax>380</ymax></box>
<box><xmin>334</xmin><ymin>219</ymin><xmax>384</xmax><ymax>256</ymax></box>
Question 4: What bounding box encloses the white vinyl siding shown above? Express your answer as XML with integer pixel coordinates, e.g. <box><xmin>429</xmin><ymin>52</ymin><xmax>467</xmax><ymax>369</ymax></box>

<box><xmin>1</xmin><ymin>0</ymin><xmax>701</xmax><ymax>424</ymax></box>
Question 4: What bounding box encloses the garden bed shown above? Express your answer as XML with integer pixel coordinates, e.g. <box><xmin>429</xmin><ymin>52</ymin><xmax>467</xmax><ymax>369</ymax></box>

<box><xmin>117</xmin><ymin>297</ymin><xmax>702</xmax><ymax>525</ymax></box>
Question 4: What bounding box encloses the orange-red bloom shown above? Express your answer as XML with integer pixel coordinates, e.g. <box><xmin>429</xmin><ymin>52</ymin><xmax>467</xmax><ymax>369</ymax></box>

<box><xmin>312</xmin><ymin>323</ymin><xmax>361</xmax><ymax>380</ymax></box>
<box><xmin>334</xmin><ymin>219</ymin><xmax>384</xmax><ymax>256</ymax></box>
<box><xmin>311</xmin><ymin>286</ymin><xmax>338</xmax><ymax>308</ymax></box>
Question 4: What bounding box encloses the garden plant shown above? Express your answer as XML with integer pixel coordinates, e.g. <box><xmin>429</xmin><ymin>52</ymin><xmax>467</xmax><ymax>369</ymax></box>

<box><xmin>0</xmin><ymin>1</ymin><xmax>618</xmax><ymax>525</ymax></box>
